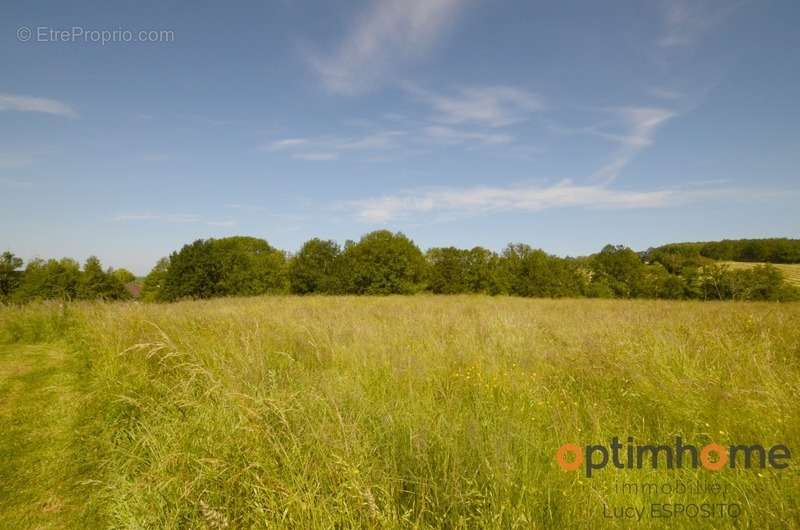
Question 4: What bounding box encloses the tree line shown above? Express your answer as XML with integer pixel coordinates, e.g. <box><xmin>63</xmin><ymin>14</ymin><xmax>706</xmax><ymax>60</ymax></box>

<box><xmin>651</xmin><ymin>238</ymin><xmax>800</xmax><ymax>264</ymax></box>
<box><xmin>0</xmin><ymin>252</ymin><xmax>134</xmax><ymax>303</ymax></box>
<box><xmin>2</xmin><ymin>233</ymin><xmax>798</xmax><ymax>304</ymax></box>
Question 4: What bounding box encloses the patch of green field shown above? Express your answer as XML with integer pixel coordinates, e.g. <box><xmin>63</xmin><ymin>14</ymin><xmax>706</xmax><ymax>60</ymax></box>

<box><xmin>0</xmin><ymin>297</ymin><xmax>799</xmax><ymax>529</ymax></box>
<box><xmin>719</xmin><ymin>261</ymin><xmax>800</xmax><ymax>286</ymax></box>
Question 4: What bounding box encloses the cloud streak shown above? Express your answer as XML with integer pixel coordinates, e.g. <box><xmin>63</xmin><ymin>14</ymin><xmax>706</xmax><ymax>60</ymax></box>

<box><xmin>409</xmin><ymin>85</ymin><xmax>543</xmax><ymax>127</ymax></box>
<box><xmin>604</xmin><ymin>107</ymin><xmax>675</xmax><ymax>147</ymax></box>
<box><xmin>0</xmin><ymin>93</ymin><xmax>77</xmax><ymax>117</ymax></box>
<box><xmin>0</xmin><ymin>153</ymin><xmax>33</xmax><ymax>168</ymax></box>
<box><xmin>344</xmin><ymin>105</ymin><xmax>682</xmax><ymax>222</ymax></box>
<box><xmin>591</xmin><ymin>107</ymin><xmax>675</xmax><ymax>182</ymax></box>
<box><xmin>547</xmin><ymin>107</ymin><xmax>675</xmax><ymax>183</ymax></box>
<box><xmin>423</xmin><ymin>125</ymin><xmax>513</xmax><ymax>145</ymax></box>
<box><xmin>265</xmin><ymin>131</ymin><xmax>406</xmax><ymax>160</ymax></box>
<box><xmin>308</xmin><ymin>0</ymin><xmax>468</xmax><ymax>94</ymax></box>
<box><xmin>347</xmin><ymin>180</ymin><xmax>684</xmax><ymax>222</ymax></box>
<box><xmin>266</xmin><ymin>123</ymin><xmax>520</xmax><ymax>161</ymax></box>
<box><xmin>113</xmin><ymin>213</ymin><xmax>201</xmax><ymax>223</ymax></box>
<box><xmin>112</xmin><ymin>213</ymin><xmax>236</xmax><ymax>227</ymax></box>
<box><xmin>347</xmin><ymin>181</ymin><xmax>787</xmax><ymax>223</ymax></box>
<box><xmin>658</xmin><ymin>0</ymin><xmax>737</xmax><ymax>48</ymax></box>
<box><xmin>0</xmin><ymin>177</ymin><xmax>34</xmax><ymax>190</ymax></box>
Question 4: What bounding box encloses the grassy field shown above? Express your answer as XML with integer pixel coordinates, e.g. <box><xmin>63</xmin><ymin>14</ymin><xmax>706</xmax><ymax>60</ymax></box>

<box><xmin>0</xmin><ymin>296</ymin><xmax>799</xmax><ymax>528</ymax></box>
<box><xmin>719</xmin><ymin>261</ymin><xmax>800</xmax><ymax>286</ymax></box>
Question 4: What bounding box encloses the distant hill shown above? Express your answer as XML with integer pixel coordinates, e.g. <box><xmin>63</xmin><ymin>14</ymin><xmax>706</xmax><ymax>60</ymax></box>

<box><xmin>647</xmin><ymin>238</ymin><xmax>800</xmax><ymax>264</ymax></box>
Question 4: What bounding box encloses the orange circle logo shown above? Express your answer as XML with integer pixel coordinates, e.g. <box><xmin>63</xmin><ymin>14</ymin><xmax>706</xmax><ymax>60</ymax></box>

<box><xmin>556</xmin><ymin>443</ymin><xmax>583</xmax><ymax>471</ymax></box>
<box><xmin>700</xmin><ymin>443</ymin><xmax>728</xmax><ymax>471</ymax></box>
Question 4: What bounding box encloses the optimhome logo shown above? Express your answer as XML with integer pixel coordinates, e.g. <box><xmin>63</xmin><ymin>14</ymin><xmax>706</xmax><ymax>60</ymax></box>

<box><xmin>556</xmin><ymin>436</ymin><xmax>791</xmax><ymax>478</ymax></box>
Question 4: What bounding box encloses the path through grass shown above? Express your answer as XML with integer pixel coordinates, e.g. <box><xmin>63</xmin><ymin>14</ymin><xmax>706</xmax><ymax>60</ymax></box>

<box><xmin>0</xmin><ymin>343</ymin><xmax>93</xmax><ymax>528</ymax></box>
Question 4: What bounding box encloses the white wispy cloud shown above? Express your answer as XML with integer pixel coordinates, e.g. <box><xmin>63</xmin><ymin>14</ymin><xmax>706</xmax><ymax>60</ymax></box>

<box><xmin>548</xmin><ymin>106</ymin><xmax>675</xmax><ymax>182</ymax></box>
<box><xmin>648</xmin><ymin>87</ymin><xmax>683</xmax><ymax>100</ymax></box>
<box><xmin>266</xmin><ymin>120</ymin><xmax>524</xmax><ymax>162</ymax></box>
<box><xmin>0</xmin><ymin>93</ymin><xmax>77</xmax><ymax>117</ymax></box>
<box><xmin>345</xmin><ymin>103</ymin><xmax>682</xmax><ymax>221</ymax></box>
<box><xmin>591</xmin><ymin>107</ymin><xmax>675</xmax><ymax>182</ymax></box>
<box><xmin>614</xmin><ymin>107</ymin><xmax>675</xmax><ymax>147</ymax></box>
<box><xmin>658</xmin><ymin>0</ymin><xmax>737</xmax><ymax>48</ymax></box>
<box><xmin>264</xmin><ymin>131</ymin><xmax>408</xmax><ymax>161</ymax></box>
<box><xmin>112</xmin><ymin>213</ymin><xmax>201</xmax><ymax>223</ymax></box>
<box><xmin>0</xmin><ymin>153</ymin><xmax>33</xmax><ymax>168</ymax></box>
<box><xmin>0</xmin><ymin>177</ymin><xmax>33</xmax><ymax>190</ymax></box>
<box><xmin>349</xmin><ymin>182</ymin><xmax>796</xmax><ymax>223</ymax></box>
<box><xmin>112</xmin><ymin>213</ymin><xmax>238</xmax><ymax>227</ymax></box>
<box><xmin>308</xmin><ymin>0</ymin><xmax>468</xmax><ymax>94</ymax></box>
<box><xmin>556</xmin><ymin>107</ymin><xmax>674</xmax><ymax>147</ymax></box>
<box><xmin>268</xmin><ymin>138</ymin><xmax>309</xmax><ymax>151</ymax></box>
<box><xmin>348</xmin><ymin>180</ymin><xmax>681</xmax><ymax>222</ymax></box>
<box><xmin>409</xmin><ymin>85</ymin><xmax>544</xmax><ymax>127</ymax></box>
<box><xmin>423</xmin><ymin>125</ymin><xmax>514</xmax><ymax>145</ymax></box>
<box><xmin>549</xmin><ymin>107</ymin><xmax>675</xmax><ymax>182</ymax></box>
<box><xmin>337</xmin><ymin>131</ymin><xmax>407</xmax><ymax>150</ymax></box>
<box><xmin>141</xmin><ymin>154</ymin><xmax>170</xmax><ymax>162</ymax></box>
<box><xmin>292</xmin><ymin>152</ymin><xmax>339</xmax><ymax>161</ymax></box>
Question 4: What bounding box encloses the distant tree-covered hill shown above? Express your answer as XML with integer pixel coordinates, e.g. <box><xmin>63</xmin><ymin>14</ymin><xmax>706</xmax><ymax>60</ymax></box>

<box><xmin>646</xmin><ymin>238</ymin><xmax>800</xmax><ymax>264</ymax></box>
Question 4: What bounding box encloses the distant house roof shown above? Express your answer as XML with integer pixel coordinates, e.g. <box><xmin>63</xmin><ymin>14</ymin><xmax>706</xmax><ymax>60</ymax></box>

<box><xmin>125</xmin><ymin>281</ymin><xmax>143</xmax><ymax>298</ymax></box>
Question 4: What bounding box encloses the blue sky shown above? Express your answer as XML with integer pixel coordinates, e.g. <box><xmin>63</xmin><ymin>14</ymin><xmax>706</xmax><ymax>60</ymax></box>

<box><xmin>1</xmin><ymin>0</ymin><xmax>798</xmax><ymax>274</ymax></box>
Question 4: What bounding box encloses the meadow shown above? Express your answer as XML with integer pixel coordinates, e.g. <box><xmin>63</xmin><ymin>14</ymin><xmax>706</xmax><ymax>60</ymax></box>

<box><xmin>1</xmin><ymin>296</ymin><xmax>799</xmax><ymax>529</ymax></box>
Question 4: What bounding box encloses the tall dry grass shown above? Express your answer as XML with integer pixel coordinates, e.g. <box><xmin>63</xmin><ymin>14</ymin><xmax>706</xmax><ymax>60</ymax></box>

<box><xmin>1</xmin><ymin>296</ymin><xmax>799</xmax><ymax>528</ymax></box>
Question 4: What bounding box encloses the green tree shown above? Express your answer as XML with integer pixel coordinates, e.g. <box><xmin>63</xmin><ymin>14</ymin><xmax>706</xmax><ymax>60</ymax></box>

<box><xmin>13</xmin><ymin>258</ymin><xmax>82</xmax><ymax>302</ymax></box>
<box><xmin>141</xmin><ymin>257</ymin><xmax>170</xmax><ymax>302</ymax></box>
<box><xmin>0</xmin><ymin>251</ymin><xmax>23</xmax><ymax>302</ymax></box>
<box><xmin>645</xmin><ymin>244</ymin><xmax>711</xmax><ymax>275</ymax></box>
<box><xmin>590</xmin><ymin>244</ymin><xmax>646</xmax><ymax>298</ymax></box>
<box><xmin>161</xmin><ymin>237</ymin><xmax>288</xmax><ymax>300</ymax></box>
<box><xmin>111</xmin><ymin>268</ymin><xmax>137</xmax><ymax>285</ymax></box>
<box><xmin>78</xmin><ymin>256</ymin><xmax>129</xmax><ymax>300</ymax></box>
<box><xmin>699</xmin><ymin>263</ymin><xmax>733</xmax><ymax>300</ymax></box>
<box><xmin>341</xmin><ymin>230</ymin><xmax>427</xmax><ymax>294</ymax></box>
<box><xmin>289</xmin><ymin>239</ymin><xmax>343</xmax><ymax>294</ymax></box>
<box><xmin>426</xmin><ymin>247</ymin><xmax>468</xmax><ymax>294</ymax></box>
<box><xmin>465</xmin><ymin>247</ymin><xmax>505</xmax><ymax>294</ymax></box>
<box><xmin>500</xmin><ymin>244</ymin><xmax>582</xmax><ymax>298</ymax></box>
<box><xmin>734</xmin><ymin>264</ymin><xmax>785</xmax><ymax>301</ymax></box>
<box><xmin>636</xmin><ymin>263</ymin><xmax>685</xmax><ymax>299</ymax></box>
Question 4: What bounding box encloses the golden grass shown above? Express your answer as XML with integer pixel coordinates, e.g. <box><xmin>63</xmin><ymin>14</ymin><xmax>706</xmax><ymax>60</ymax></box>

<box><xmin>1</xmin><ymin>296</ymin><xmax>799</xmax><ymax>528</ymax></box>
